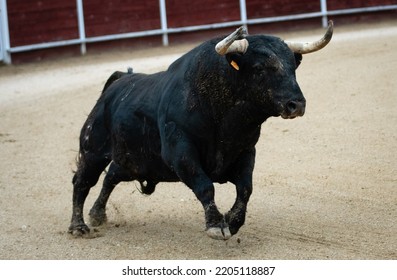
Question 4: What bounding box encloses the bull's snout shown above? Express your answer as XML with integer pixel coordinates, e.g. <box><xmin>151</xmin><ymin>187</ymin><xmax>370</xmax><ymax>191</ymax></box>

<box><xmin>282</xmin><ymin>100</ymin><xmax>306</xmax><ymax>119</ymax></box>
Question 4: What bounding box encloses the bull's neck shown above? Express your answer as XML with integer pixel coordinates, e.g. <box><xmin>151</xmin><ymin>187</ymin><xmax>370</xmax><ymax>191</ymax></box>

<box><xmin>194</xmin><ymin>65</ymin><xmax>269</xmax><ymax>126</ymax></box>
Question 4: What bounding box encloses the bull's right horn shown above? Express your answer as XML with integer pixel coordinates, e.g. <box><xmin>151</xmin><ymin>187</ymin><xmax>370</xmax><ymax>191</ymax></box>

<box><xmin>215</xmin><ymin>26</ymin><xmax>249</xmax><ymax>55</ymax></box>
<box><xmin>285</xmin><ymin>20</ymin><xmax>334</xmax><ymax>54</ymax></box>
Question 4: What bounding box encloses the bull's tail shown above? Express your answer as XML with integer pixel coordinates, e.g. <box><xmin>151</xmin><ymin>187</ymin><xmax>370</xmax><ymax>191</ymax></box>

<box><xmin>100</xmin><ymin>67</ymin><xmax>133</xmax><ymax>96</ymax></box>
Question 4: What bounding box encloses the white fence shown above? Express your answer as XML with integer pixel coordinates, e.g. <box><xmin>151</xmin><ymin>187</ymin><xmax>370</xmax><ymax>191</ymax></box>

<box><xmin>0</xmin><ymin>0</ymin><xmax>10</xmax><ymax>63</ymax></box>
<box><xmin>1</xmin><ymin>0</ymin><xmax>396</xmax><ymax>64</ymax></box>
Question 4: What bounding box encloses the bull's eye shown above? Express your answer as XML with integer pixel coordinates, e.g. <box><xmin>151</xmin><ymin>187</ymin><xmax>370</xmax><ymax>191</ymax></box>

<box><xmin>253</xmin><ymin>63</ymin><xmax>264</xmax><ymax>71</ymax></box>
<box><xmin>253</xmin><ymin>63</ymin><xmax>267</xmax><ymax>75</ymax></box>
<box><xmin>253</xmin><ymin>63</ymin><xmax>278</xmax><ymax>77</ymax></box>
<box><xmin>266</xmin><ymin>65</ymin><xmax>278</xmax><ymax>72</ymax></box>
<box><xmin>253</xmin><ymin>61</ymin><xmax>279</xmax><ymax>72</ymax></box>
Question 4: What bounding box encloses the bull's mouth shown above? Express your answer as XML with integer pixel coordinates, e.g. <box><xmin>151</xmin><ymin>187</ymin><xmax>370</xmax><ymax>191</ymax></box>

<box><xmin>281</xmin><ymin>113</ymin><xmax>298</xmax><ymax>119</ymax></box>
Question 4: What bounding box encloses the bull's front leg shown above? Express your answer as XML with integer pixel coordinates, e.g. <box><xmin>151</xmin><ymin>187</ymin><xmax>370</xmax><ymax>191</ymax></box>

<box><xmin>188</xmin><ymin>173</ymin><xmax>232</xmax><ymax>240</ymax></box>
<box><xmin>161</xmin><ymin>122</ymin><xmax>231</xmax><ymax>240</ymax></box>
<box><xmin>225</xmin><ymin>149</ymin><xmax>255</xmax><ymax>235</ymax></box>
<box><xmin>224</xmin><ymin>185</ymin><xmax>252</xmax><ymax>235</ymax></box>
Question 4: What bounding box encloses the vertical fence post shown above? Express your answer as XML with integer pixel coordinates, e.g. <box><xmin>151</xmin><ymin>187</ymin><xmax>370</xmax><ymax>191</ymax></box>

<box><xmin>76</xmin><ymin>0</ymin><xmax>86</xmax><ymax>54</ymax></box>
<box><xmin>0</xmin><ymin>0</ymin><xmax>11</xmax><ymax>64</ymax></box>
<box><xmin>159</xmin><ymin>0</ymin><xmax>168</xmax><ymax>46</ymax></box>
<box><xmin>320</xmin><ymin>0</ymin><xmax>328</xmax><ymax>27</ymax></box>
<box><xmin>0</xmin><ymin>5</ymin><xmax>3</xmax><ymax>62</ymax></box>
<box><xmin>239</xmin><ymin>0</ymin><xmax>248</xmax><ymax>31</ymax></box>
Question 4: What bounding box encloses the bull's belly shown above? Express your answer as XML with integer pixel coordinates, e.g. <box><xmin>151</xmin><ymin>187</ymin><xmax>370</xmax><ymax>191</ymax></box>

<box><xmin>112</xmin><ymin>149</ymin><xmax>179</xmax><ymax>183</ymax></box>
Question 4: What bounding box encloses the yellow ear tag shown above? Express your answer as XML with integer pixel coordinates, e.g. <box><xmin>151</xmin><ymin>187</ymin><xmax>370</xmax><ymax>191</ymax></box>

<box><xmin>230</xmin><ymin>60</ymin><xmax>240</xmax><ymax>71</ymax></box>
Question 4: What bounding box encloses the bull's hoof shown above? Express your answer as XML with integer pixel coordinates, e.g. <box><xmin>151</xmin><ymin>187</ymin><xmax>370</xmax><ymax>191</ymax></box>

<box><xmin>89</xmin><ymin>209</ymin><xmax>107</xmax><ymax>227</ymax></box>
<box><xmin>89</xmin><ymin>215</ymin><xmax>107</xmax><ymax>227</ymax></box>
<box><xmin>206</xmin><ymin>226</ymin><xmax>232</xmax><ymax>240</ymax></box>
<box><xmin>68</xmin><ymin>223</ymin><xmax>90</xmax><ymax>237</ymax></box>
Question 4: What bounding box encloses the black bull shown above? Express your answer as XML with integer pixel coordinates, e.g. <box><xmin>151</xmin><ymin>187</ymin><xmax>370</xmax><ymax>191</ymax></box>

<box><xmin>69</xmin><ymin>22</ymin><xmax>333</xmax><ymax>240</ymax></box>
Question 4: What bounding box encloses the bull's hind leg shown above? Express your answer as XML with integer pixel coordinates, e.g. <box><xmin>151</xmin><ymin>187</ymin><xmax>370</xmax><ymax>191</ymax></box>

<box><xmin>89</xmin><ymin>162</ymin><xmax>158</xmax><ymax>226</ymax></box>
<box><xmin>89</xmin><ymin>162</ymin><xmax>133</xmax><ymax>226</ymax></box>
<box><xmin>69</xmin><ymin>153</ymin><xmax>110</xmax><ymax>236</ymax></box>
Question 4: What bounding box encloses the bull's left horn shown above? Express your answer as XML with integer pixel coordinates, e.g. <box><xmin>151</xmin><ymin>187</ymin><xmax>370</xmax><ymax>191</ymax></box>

<box><xmin>285</xmin><ymin>20</ymin><xmax>334</xmax><ymax>54</ymax></box>
<box><xmin>215</xmin><ymin>26</ymin><xmax>249</xmax><ymax>55</ymax></box>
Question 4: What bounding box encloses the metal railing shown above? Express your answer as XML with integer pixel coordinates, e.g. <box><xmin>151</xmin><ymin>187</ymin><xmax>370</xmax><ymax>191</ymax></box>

<box><xmin>1</xmin><ymin>0</ymin><xmax>396</xmax><ymax>64</ymax></box>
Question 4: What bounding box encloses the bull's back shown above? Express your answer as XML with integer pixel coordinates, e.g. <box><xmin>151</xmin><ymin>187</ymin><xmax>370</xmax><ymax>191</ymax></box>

<box><xmin>103</xmin><ymin>72</ymin><xmax>164</xmax><ymax>129</ymax></box>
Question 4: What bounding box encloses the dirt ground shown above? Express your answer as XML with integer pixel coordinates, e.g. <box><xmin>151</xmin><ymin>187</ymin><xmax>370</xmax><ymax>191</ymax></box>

<box><xmin>0</xmin><ymin>20</ymin><xmax>396</xmax><ymax>260</ymax></box>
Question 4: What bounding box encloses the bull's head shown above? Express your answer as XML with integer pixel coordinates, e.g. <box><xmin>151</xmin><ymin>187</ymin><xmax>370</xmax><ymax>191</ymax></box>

<box><xmin>215</xmin><ymin>21</ymin><xmax>333</xmax><ymax>119</ymax></box>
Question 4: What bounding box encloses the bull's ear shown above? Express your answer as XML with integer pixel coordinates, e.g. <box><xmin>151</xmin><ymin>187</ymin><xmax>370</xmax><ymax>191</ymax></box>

<box><xmin>294</xmin><ymin>53</ymin><xmax>302</xmax><ymax>69</ymax></box>
<box><xmin>225</xmin><ymin>53</ymin><xmax>244</xmax><ymax>71</ymax></box>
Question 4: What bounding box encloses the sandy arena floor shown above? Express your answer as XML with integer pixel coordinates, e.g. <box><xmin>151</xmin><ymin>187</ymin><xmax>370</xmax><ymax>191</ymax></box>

<box><xmin>0</xmin><ymin>20</ymin><xmax>396</xmax><ymax>260</ymax></box>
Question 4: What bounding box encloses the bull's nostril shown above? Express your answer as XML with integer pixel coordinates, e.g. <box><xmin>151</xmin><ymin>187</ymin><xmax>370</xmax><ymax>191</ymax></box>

<box><xmin>286</xmin><ymin>101</ymin><xmax>297</xmax><ymax>113</ymax></box>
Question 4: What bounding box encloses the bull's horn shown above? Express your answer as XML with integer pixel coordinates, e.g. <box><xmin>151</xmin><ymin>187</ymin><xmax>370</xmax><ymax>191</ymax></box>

<box><xmin>215</xmin><ymin>26</ymin><xmax>249</xmax><ymax>55</ymax></box>
<box><xmin>218</xmin><ymin>39</ymin><xmax>249</xmax><ymax>55</ymax></box>
<box><xmin>285</xmin><ymin>20</ymin><xmax>334</xmax><ymax>54</ymax></box>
